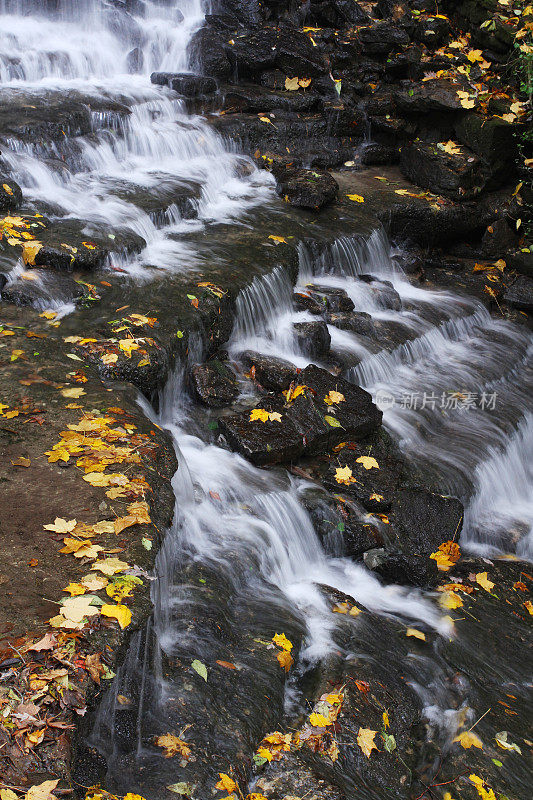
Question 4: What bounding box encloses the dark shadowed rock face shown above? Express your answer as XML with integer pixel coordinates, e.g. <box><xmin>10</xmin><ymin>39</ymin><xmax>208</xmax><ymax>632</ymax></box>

<box><xmin>190</xmin><ymin>360</ymin><xmax>239</xmax><ymax>407</ymax></box>
<box><xmin>219</xmin><ymin>364</ymin><xmax>382</xmax><ymax>465</ymax></box>
<box><xmin>293</xmin><ymin>320</ymin><xmax>331</xmax><ymax>358</ymax></box>
<box><xmin>504</xmin><ymin>276</ymin><xmax>533</xmax><ymax>314</ymax></box>
<box><xmin>0</xmin><ymin>177</ymin><xmax>22</xmax><ymax>213</ymax></box>
<box><xmin>400</xmin><ymin>140</ymin><xmax>489</xmax><ymax>200</ymax></box>
<box><xmin>240</xmin><ymin>351</ymin><xmax>298</xmax><ymax>392</ymax></box>
<box><xmin>481</xmin><ymin>218</ymin><xmax>519</xmax><ymax>259</ymax></box>
<box><xmin>151</xmin><ymin>72</ymin><xmax>217</xmax><ymax>97</ymax></box>
<box><xmin>271</xmin><ymin>164</ymin><xmax>339</xmax><ymax>210</ymax></box>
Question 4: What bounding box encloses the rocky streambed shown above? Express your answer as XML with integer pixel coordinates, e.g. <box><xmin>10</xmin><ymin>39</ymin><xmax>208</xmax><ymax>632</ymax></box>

<box><xmin>0</xmin><ymin>2</ymin><xmax>532</xmax><ymax>800</ymax></box>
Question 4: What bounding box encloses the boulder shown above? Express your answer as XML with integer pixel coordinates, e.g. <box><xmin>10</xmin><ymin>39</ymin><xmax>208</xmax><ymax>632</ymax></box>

<box><xmin>481</xmin><ymin>219</ymin><xmax>519</xmax><ymax>259</ymax></box>
<box><xmin>293</xmin><ymin>320</ymin><xmax>331</xmax><ymax>358</ymax></box>
<box><xmin>455</xmin><ymin>113</ymin><xmax>517</xmax><ymax>185</ymax></box>
<box><xmin>358</xmin><ymin>22</ymin><xmax>410</xmax><ymax>55</ymax></box>
<box><xmin>304</xmin><ymin>284</ymin><xmax>355</xmax><ymax>312</ymax></box>
<box><xmin>307</xmin><ymin>0</ymin><xmax>370</xmax><ymax>27</ymax></box>
<box><xmin>293</xmin><ymin>290</ymin><xmax>325</xmax><ymax>315</ymax></box>
<box><xmin>0</xmin><ymin>178</ymin><xmax>22</xmax><ymax>213</ymax></box>
<box><xmin>400</xmin><ymin>140</ymin><xmax>488</xmax><ymax>200</ymax></box>
<box><xmin>395</xmin><ymin>80</ymin><xmax>463</xmax><ymax>115</ymax></box>
<box><xmin>187</xmin><ymin>26</ymin><xmax>232</xmax><ymax>79</ymax></box>
<box><xmin>271</xmin><ymin>164</ymin><xmax>339</xmax><ymax>210</ymax></box>
<box><xmin>361</xmin><ymin>143</ymin><xmax>400</xmax><ymax>165</ymax></box>
<box><xmin>373</xmin><ymin>551</ymin><xmax>440</xmax><ymax>587</ymax></box>
<box><xmin>227</xmin><ymin>27</ymin><xmax>327</xmax><ymax>79</ymax></box>
<box><xmin>503</xmin><ymin>276</ymin><xmax>533</xmax><ymax>314</ymax></box>
<box><xmin>151</xmin><ymin>72</ymin><xmax>217</xmax><ymax>96</ymax></box>
<box><xmin>388</xmin><ymin>487</ymin><xmax>464</xmax><ymax>556</ymax></box>
<box><xmin>219</xmin><ymin>398</ymin><xmax>305</xmax><ymax>465</ymax></box>
<box><xmin>190</xmin><ymin>360</ymin><xmax>239</xmax><ymax>408</ymax></box>
<box><xmin>217</xmin><ymin>83</ymin><xmax>320</xmax><ymax>114</ymax></box>
<box><xmin>240</xmin><ymin>351</ymin><xmax>298</xmax><ymax>391</ymax></box>
<box><xmin>507</xmin><ymin>249</ymin><xmax>533</xmax><ymax>279</ymax></box>
<box><xmin>359</xmin><ymin>275</ymin><xmax>402</xmax><ymax>310</ymax></box>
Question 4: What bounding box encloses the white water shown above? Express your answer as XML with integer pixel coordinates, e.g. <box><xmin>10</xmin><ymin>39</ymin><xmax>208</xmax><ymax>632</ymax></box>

<box><xmin>0</xmin><ymin>0</ymin><xmax>273</xmax><ymax>279</ymax></box>
<box><xmin>230</xmin><ymin>230</ymin><xmax>533</xmax><ymax>559</ymax></box>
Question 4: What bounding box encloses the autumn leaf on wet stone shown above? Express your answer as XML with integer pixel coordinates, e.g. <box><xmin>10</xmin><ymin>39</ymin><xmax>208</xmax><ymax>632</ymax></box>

<box><xmin>309</xmin><ymin>712</ymin><xmax>331</xmax><ymax>727</ymax></box>
<box><xmin>356</xmin><ymin>455</ymin><xmax>379</xmax><ymax>470</ymax></box>
<box><xmin>430</xmin><ymin>540</ymin><xmax>460</xmax><ymax>571</ymax></box>
<box><xmin>335</xmin><ymin>465</ymin><xmax>356</xmax><ymax>485</ymax></box>
<box><xmin>454</xmin><ymin>730</ymin><xmax>483</xmax><ymax>749</ymax></box>
<box><xmin>155</xmin><ymin>733</ymin><xmax>192</xmax><ymax>759</ymax></box>
<box><xmin>276</xmin><ymin>649</ymin><xmax>294</xmax><ymax>672</ymax></box>
<box><xmin>101</xmin><ymin>603</ymin><xmax>132</xmax><ymax>629</ymax></box>
<box><xmin>272</xmin><ymin>632</ymin><xmax>293</xmax><ymax>651</ymax></box>
<box><xmin>357</xmin><ymin>727</ymin><xmax>378</xmax><ymax>758</ymax></box>
<box><xmin>475</xmin><ymin>572</ymin><xmax>494</xmax><ymax>592</ymax></box>
<box><xmin>406</xmin><ymin>628</ymin><xmax>426</xmax><ymax>641</ymax></box>
<box><xmin>215</xmin><ymin>774</ymin><xmax>238</xmax><ymax>793</ymax></box>
<box><xmin>324</xmin><ymin>390</ymin><xmax>345</xmax><ymax>405</ymax></box>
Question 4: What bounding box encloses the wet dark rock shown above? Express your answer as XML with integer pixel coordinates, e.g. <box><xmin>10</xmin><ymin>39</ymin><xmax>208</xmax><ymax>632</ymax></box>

<box><xmin>507</xmin><ymin>249</ymin><xmax>533</xmax><ymax>278</ymax></box>
<box><xmin>288</xmin><ymin>364</ymin><xmax>382</xmax><ymax>454</ymax></box>
<box><xmin>455</xmin><ymin>113</ymin><xmax>517</xmax><ymax>176</ymax></box>
<box><xmin>190</xmin><ymin>360</ymin><xmax>239</xmax><ymax>408</ymax></box>
<box><xmin>400</xmin><ymin>140</ymin><xmax>488</xmax><ymax>201</ymax></box>
<box><xmin>293</xmin><ymin>320</ymin><xmax>331</xmax><ymax>358</ymax></box>
<box><xmin>304</xmin><ymin>284</ymin><xmax>355</xmax><ymax>312</ymax></box>
<box><xmin>256</xmin><ymin>751</ymin><xmax>344</xmax><ymax>800</ymax></box>
<box><xmin>373</xmin><ymin>551</ymin><xmax>440</xmax><ymax>587</ymax></box>
<box><xmin>0</xmin><ymin>95</ymin><xmax>92</xmax><ymax>142</ymax></box>
<box><xmin>395</xmin><ymin>80</ymin><xmax>463</xmax><ymax>115</ymax></box>
<box><xmin>1</xmin><ymin>270</ymin><xmax>84</xmax><ymax>308</ymax></box>
<box><xmin>271</xmin><ymin>163</ymin><xmax>339</xmax><ymax>210</ymax></box>
<box><xmin>307</xmin><ymin>0</ymin><xmax>370</xmax><ymax>27</ymax></box>
<box><xmin>104</xmin><ymin>8</ymin><xmax>145</xmax><ymax>48</ymax></box>
<box><xmin>413</xmin><ymin>16</ymin><xmax>450</xmax><ymax>48</ymax></box>
<box><xmin>503</xmin><ymin>276</ymin><xmax>533</xmax><ymax>314</ymax></box>
<box><xmin>359</xmin><ymin>275</ymin><xmax>402</xmax><ymax>310</ymax></box>
<box><xmin>227</xmin><ymin>27</ymin><xmax>327</xmax><ymax>79</ymax></box>
<box><xmin>217</xmin><ymin>83</ymin><xmax>320</xmax><ymax>114</ymax></box>
<box><xmin>481</xmin><ymin>218</ymin><xmax>519</xmax><ymax>259</ymax></box>
<box><xmin>219</xmin><ymin>398</ymin><xmax>305</xmax><ymax>465</ymax></box>
<box><xmin>361</xmin><ymin>143</ymin><xmax>400</xmax><ymax>165</ymax></box>
<box><xmin>151</xmin><ymin>72</ymin><xmax>217</xmax><ymax>96</ymax></box>
<box><xmin>126</xmin><ymin>46</ymin><xmax>143</xmax><ymax>73</ymax></box>
<box><xmin>326</xmin><ymin>310</ymin><xmax>373</xmax><ymax>335</ymax></box>
<box><xmin>0</xmin><ymin>273</ymin><xmax>7</xmax><ymax>292</ymax></box>
<box><xmin>358</xmin><ymin>22</ymin><xmax>410</xmax><ymax>55</ymax></box>
<box><xmin>306</xmin><ymin>491</ymin><xmax>386</xmax><ymax>558</ymax></box>
<box><xmin>216</xmin><ymin>0</ymin><xmax>264</xmax><ymax>25</ymax></box>
<box><xmin>389</xmin><ymin>487</ymin><xmax>464</xmax><ymax>556</ymax></box>
<box><xmin>379</xmin><ymin>192</ymin><xmax>503</xmax><ymax>248</ymax></box>
<box><xmin>240</xmin><ymin>351</ymin><xmax>298</xmax><ymax>392</ymax></box>
<box><xmin>293</xmin><ymin>290</ymin><xmax>325</xmax><ymax>315</ymax></box>
<box><xmin>0</xmin><ymin>177</ymin><xmax>22</xmax><ymax>213</ymax></box>
<box><xmin>188</xmin><ymin>26</ymin><xmax>232</xmax><ymax>79</ymax></box>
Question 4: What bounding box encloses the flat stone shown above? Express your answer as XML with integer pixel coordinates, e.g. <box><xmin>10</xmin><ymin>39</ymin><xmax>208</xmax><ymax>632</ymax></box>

<box><xmin>240</xmin><ymin>351</ymin><xmax>298</xmax><ymax>392</ymax></box>
<box><xmin>219</xmin><ymin>398</ymin><xmax>304</xmax><ymax>465</ymax></box>
<box><xmin>190</xmin><ymin>360</ymin><xmax>239</xmax><ymax>407</ymax></box>
<box><xmin>293</xmin><ymin>320</ymin><xmax>331</xmax><ymax>358</ymax></box>
<box><xmin>504</xmin><ymin>275</ymin><xmax>533</xmax><ymax>314</ymax></box>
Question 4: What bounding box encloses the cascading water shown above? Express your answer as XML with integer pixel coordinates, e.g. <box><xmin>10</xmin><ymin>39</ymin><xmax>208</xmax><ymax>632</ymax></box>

<box><xmin>229</xmin><ymin>229</ymin><xmax>533</xmax><ymax>558</ymax></box>
<box><xmin>0</xmin><ymin>0</ymin><xmax>273</xmax><ymax>284</ymax></box>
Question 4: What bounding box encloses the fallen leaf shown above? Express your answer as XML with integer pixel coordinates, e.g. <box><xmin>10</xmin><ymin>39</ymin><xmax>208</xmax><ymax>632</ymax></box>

<box><xmin>309</xmin><ymin>712</ymin><xmax>331</xmax><ymax>727</ymax></box>
<box><xmin>26</xmin><ymin>781</ymin><xmax>59</xmax><ymax>800</ymax></box>
<box><xmin>347</xmin><ymin>194</ymin><xmax>365</xmax><ymax>203</ymax></box>
<box><xmin>357</xmin><ymin>727</ymin><xmax>378</xmax><ymax>758</ymax></box>
<box><xmin>324</xmin><ymin>390</ymin><xmax>345</xmax><ymax>405</ymax></box>
<box><xmin>272</xmin><ymin>632</ymin><xmax>293</xmax><ymax>651</ymax></box>
<box><xmin>276</xmin><ymin>649</ymin><xmax>293</xmax><ymax>672</ymax></box>
<box><xmin>155</xmin><ymin>733</ymin><xmax>192</xmax><ymax>759</ymax></box>
<box><xmin>191</xmin><ymin>659</ymin><xmax>208</xmax><ymax>681</ymax></box>
<box><xmin>335</xmin><ymin>465</ymin><xmax>356</xmax><ymax>485</ymax></box>
<box><xmin>454</xmin><ymin>730</ymin><xmax>483</xmax><ymax>749</ymax></box>
<box><xmin>43</xmin><ymin>517</ymin><xmax>77</xmax><ymax>534</ymax></box>
<box><xmin>356</xmin><ymin>455</ymin><xmax>379</xmax><ymax>470</ymax></box>
<box><xmin>101</xmin><ymin>603</ymin><xmax>132</xmax><ymax>629</ymax></box>
<box><xmin>475</xmin><ymin>572</ymin><xmax>494</xmax><ymax>592</ymax></box>
<box><xmin>60</xmin><ymin>387</ymin><xmax>85</xmax><ymax>399</ymax></box>
<box><xmin>494</xmin><ymin>730</ymin><xmax>522</xmax><ymax>753</ymax></box>
<box><xmin>406</xmin><ymin>628</ymin><xmax>426</xmax><ymax>641</ymax></box>
<box><xmin>215</xmin><ymin>774</ymin><xmax>237</xmax><ymax>793</ymax></box>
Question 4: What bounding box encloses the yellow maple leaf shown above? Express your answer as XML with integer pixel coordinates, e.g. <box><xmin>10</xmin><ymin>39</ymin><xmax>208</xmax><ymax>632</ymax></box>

<box><xmin>441</xmin><ymin>140</ymin><xmax>461</xmax><ymax>155</ymax></box>
<box><xmin>357</xmin><ymin>727</ymin><xmax>378</xmax><ymax>758</ymax></box>
<box><xmin>268</xmin><ymin>411</ymin><xmax>282</xmax><ymax>422</ymax></box>
<box><xmin>467</xmin><ymin>49</ymin><xmax>483</xmax><ymax>62</ymax></box>
<box><xmin>347</xmin><ymin>194</ymin><xmax>365</xmax><ymax>203</ymax></box>
<box><xmin>215</xmin><ymin>774</ymin><xmax>238</xmax><ymax>793</ymax></box>
<box><xmin>268</xmin><ymin>235</ymin><xmax>287</xmax><ymax>243</ymax></box>
<box><xmin>356</xmin><ymin>455</ymin><xmax>379</xmax><ymax>470</ymax></box>
<box><xmin>335</xmin><ymin>465</ymin><xmax>355</xmax><ymax>485</ymax></box>
<box><xmin>43</xmin><ymin>517</ymin><xmax>76</xmax><ymax>534</ymax></box>
<box><xmin>283</xmin><ymin>384</ymin><xmax>307</xmax><ymax>402</ymax></box>
<box><xmin>383</xmin><ymin>710</ymin><xmax>390</xmax><ymax>729</ymax></box>
<box><xmin>119</xmin><ymin>339</ymin><xmax>140</xmax><ymax>358</ymax></box>
<box><xmin>524</xmin><ymin>600</ymin><xmax>533</xmax><ymax>615</ymax></box>
<box><xmin>454</xmin><ymin>730</ymin><xmax>483</xmax><ymax>749</ymax></box>
<box><xmin>63</xmin><ymin>582</ymin><xmax>87</xmax><ymax>597</ymax></box>
<box><xmin>91</xmin><ymin>557</ymin><xmax>129</xmax><ymax>576</ymax></box>
<box><xmin>475</xmin><ymin>572</ymin><xmax>494</xmax><ymax>592</ymax></box>
<box><xmin>272</xmin><ymin>632</ymin><xmax>293</xmax><ymax>651</ymax></box>
<box><xmin>285</xmin><ymin>76</ymin><xmax>299</xmax><ymax>91</ymax></box>
<box><xmin>101</xmin><ymin>603</ymin><xmax>131</xmax><ymax>629</ymax></box>
<box><xmin>101</xmin><ymin>352</ymin><xmax>118</xmax><ymax>365</ymax></box>
<box><xmin>324</xmin><ymin>390</ymin><xmax>345</xmax><ymax>405</ymax></box>
<box><xmin>155</xmin><ymin>733</ymin><xmax>192</xmax><ymax>759</ymax></box>
<box><xmin>60</xmin><ymin>387</ymin><xmax>85</xmax><ymax>399</ymax></box>
<box><xmin>22</xmin><ymin>241</ymin><xmax>43</xmax><ymax>265</ymax></box>
<box><xmin>309</xmin><ymin>712</ymin><xmax>331</xmax><ymax>727</ymax></box>
<box><xmin>276</xmin><ymin>649</ymin><xmax>294</xmax><ymax>672</ymax></box>
<box><xmin>250</xmin><ymin>408</ymin><xmax>269</xmax><ymax>422</ymax></box>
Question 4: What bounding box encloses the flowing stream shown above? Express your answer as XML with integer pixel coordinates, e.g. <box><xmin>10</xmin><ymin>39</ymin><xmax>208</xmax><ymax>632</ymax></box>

<box><xmin>1</xmin><ymin>1</ymin><xmax>532</xmax><ymax>795</ymax></box>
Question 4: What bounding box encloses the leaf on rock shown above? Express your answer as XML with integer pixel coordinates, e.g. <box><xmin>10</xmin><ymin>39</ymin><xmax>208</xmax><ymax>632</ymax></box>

<box><xmin>454</xmin><ymin>730</ymin><xmax>483</xmax><ymax>749</ymax></box>
<box><xmin>155</xmin><ymin>733</ymin><xmax>192</xmax><ymax>759</ymax></box>
<box><xmin>101</xmin><ymin>603</ymin><xmax>132</xmax><ymax>629</ymax></box>
<box><xmin>191</xmin><ymin>659</ymin><xmax>208</xmax><ymax>681</ymax></box>
<box><xmin>475</xmin><ymin>572</ymin><xmax>494</xmax><ymax>592</ymax></box>
<box><xmin>215</xmin><ymin>774</ymin><xmax>238</xmax><ymax>793</ymax></box>
<box><xmin>43</xmin><ymin>517</ymin><xmax>77</xmax><ymax>534</ymax></box>
<box><xmin>356</xmin><ymin>456</ymin><xmax>379</xmax><ymax>470</ymax></box>
<box><xmin>272</xmin><ymin>632</ymin><xmax>293</xmax><ymax>651</ymax></box>
<box><xmin>357</xmin><ymin>727</ymin><xmax>378</xmax><ymax>758</ymax></box>
<box><xmin>406</xmin><ymin>628</ymin><xmax>426</xmax><ymax>641</ymax></box>
<box><xmin>276</xmin><ymin>650</ymin><xmax>293</xmax><ymax>672</ymax></box>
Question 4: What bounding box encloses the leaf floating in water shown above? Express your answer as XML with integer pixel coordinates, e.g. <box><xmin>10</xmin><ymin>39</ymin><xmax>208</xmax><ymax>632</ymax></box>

<box><xmin>191</xmin><ymin>658</ymin><xmax>208</xmax><ymax>681</ymax></box>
